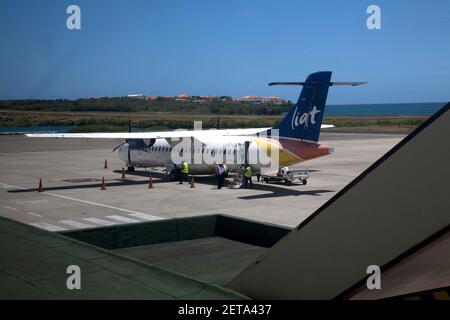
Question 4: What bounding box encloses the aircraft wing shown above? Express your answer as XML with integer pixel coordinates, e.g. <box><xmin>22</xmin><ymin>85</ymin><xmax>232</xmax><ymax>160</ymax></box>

<box><xmin>25</xmin><ymin>128</ymin><xmax>269</xmax><ymax>139</ymax></box>
<box><xmin>25</xmin><ymin>125</ymin><xmax>334</xmax><ymax>139</ymax></box>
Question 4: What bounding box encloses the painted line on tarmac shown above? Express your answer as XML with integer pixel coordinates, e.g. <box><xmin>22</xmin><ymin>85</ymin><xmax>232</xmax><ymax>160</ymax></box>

<box><xmin>0</xmin><ymin>183</ymin><xmax>26</xmax><ymax>190</ymax></box>
<box><xmin>42</xmin><ymin>192</ymin><xmax>163</xmax><ymax>219</ymax></box>
<box><xmin>59</xmin><ymin>220</ymin><xmax>95</xmax><ymax>229</ymax></box>
<box><xmin>106</xmin><ymin>215</ymin><xmax>141</xmax><ymax>223</ymax></box>
<box><xmin>45</xmin><ymin>193</ymin><xmax>164</xmax><ymax>220</ymax></box>
<box><xmin>0</xmin><ymin>181</ymin><xmax>164</xmax><ymax>220</ymax></box>
<box><xmin>26</xmin><ymin>211</ymin><xmax>44</xmax><ymax>218</ymax></box>
<box><xmin>128</xmin><ymin>212</ymin><xmax>162</xmax><ymax>221</ymax></box>
<box><xmin>83</xmin><ymin>217</ymin><xmax>119</xmax><ymax>226</ymax></box>
<box><xmin>1</xmin><ymin>206</ymin><xmax>18</xmax><ymax>211</ymax></box>
<box><xmin>30</xmin><ymin>222</ymin><xmax>67</xmax><ymax>232</ymax></box>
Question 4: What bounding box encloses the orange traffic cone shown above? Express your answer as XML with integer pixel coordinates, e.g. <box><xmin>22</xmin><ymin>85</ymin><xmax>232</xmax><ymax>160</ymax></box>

<box><xmin>37</xmin><ymin>179</ymin><xmax>44</xmax><ymax>192</ymax></box>
<box><xmin>100</xmin><ymin>176</ymin><xmax>107</xmax><ymax>190</ymax></box>
<box><xmin>190</xmin><ymin>175</ymin><xmax>196</xmax><ymax>188</ymax></box>
<box><xmin>104</xmin><ymin>159</ymin><xmax>108</xmax><ymax>169</ymax></box>
<box><xmin>121</xmin><ymin>167</ymin><xmax>126</xmax><ymax>179</ymax></box>
<box><xmin>148</xmin><ymin>175</ymin><xmax>153</xmax><ymax>189</ymax></box>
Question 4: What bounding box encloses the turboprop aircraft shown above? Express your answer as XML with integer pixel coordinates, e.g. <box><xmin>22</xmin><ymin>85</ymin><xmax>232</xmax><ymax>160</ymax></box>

<box><xmin>27</xmin><ymin>71</ymin><xmax>365</xmax><ymax>179</ymax></box>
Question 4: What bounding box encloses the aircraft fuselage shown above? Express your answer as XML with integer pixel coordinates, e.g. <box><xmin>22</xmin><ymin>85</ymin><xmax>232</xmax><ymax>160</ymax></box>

<box><xmin>117</xmin><ymin>136</ymin><xmax>333</xmax><ymax>175</ymax></box>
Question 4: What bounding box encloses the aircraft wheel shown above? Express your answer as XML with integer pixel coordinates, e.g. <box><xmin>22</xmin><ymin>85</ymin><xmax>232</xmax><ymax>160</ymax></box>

<box><xmin>127</xmin><ymin>166</ymin><xmax>135</xmax><ymax>172</ymax></box>
<box><xmin>285</xmin><ymin>179</ymin><xmax>292</xmax><ymax>186</ymax></box>
<box><xmin>302</xmin><ymin>179</ymin><xmax>307</xmax><ymax>185</ymax></box>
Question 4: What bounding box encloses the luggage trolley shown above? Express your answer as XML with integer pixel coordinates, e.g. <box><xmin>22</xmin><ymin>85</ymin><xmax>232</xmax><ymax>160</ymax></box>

<box><xmin>261</xmin><ymin>168</ymin><xmax>309</xmax><ymax>186</ymax></box>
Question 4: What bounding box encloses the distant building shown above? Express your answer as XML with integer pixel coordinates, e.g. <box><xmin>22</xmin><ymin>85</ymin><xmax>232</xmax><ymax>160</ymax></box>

<box><xmin>175</xmin><ymin>93</ymin><xmax>190</xmax><ymax>102</ymax></box>
<box><xmin>141</xmin><ymin>93</ymin><xmax>289</xmax><ymax>104</ymax></box>
<box><xmin>127</xmin><ymin>94</ymin><xmax>145</xmax><ymax>99</ymax></box>
<box><xmin>237</xmin><ymin>95</ymin><xmax>288</xmax><ymax>105</ymax></box>
<box><xmin>265</xmin><ymin>96</ymin><xmax>288</xmax><ymax>105</ymax></box>
<box><xmin>239</xmin><ymin>95</ymin><xmax>264</xmax><ymax>104</ymax></box>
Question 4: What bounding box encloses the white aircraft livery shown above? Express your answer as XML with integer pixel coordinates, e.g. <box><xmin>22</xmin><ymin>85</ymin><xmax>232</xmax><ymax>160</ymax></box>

<box><xmin>27</xmin><ymin>72</ymin><xmax>365</xmax><ymax>178</ymax></box>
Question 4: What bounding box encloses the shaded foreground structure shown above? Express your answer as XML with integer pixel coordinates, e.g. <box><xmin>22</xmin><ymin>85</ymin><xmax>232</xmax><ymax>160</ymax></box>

<box><xmin>0</xmin><ymin>103</ymin><xmax>448</xmax><ymax>299</ymax></box>
<box><xmin>230</xmin><ymin>103</ymin><xmax>450</xmax><ymax>299</ymax></box>
<box><xmin>0</xmin><ymin>215</ymin><xmax>250</xmax><ymax>299</ymax></box>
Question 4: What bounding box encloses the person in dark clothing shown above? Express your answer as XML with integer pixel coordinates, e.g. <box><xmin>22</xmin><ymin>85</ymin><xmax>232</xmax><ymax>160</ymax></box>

<box><xmin>215</xmin><ymin>164</ymin><xmax>225</xmax><ymax>189</ymax></box>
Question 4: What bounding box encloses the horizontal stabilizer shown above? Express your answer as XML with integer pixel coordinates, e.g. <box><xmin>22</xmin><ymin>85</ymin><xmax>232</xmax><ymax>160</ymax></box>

<box><xmin>268</xmin><ymin>81</ymin><xmax>367</xmax><ymax>87</ymax></box>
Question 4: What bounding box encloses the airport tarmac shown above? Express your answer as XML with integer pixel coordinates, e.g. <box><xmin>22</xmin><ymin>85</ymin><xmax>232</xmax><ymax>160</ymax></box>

<box><xmin>0</xmin><ymin>132</ymin><xmax>405</xmax><ymax>231</ymax></box>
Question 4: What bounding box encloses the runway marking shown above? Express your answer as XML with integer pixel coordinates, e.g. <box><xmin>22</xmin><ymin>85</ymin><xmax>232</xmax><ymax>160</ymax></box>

<box><xmin>0</xmin><ymin>181</ymin><xmax>163</xmax><ymax>221</ymax></box>
<box><xmin>59</xmin><ymin>220</ymin><xmax>94</xmax><ymax>229</ymax></box>
<box><xmin>30</xmin><ymin>222</ymin><xmax>67</xmax><ymax>232</ymax></box>
<box><xmin>19</xmin><ymin>199</ymin><xmax>48</xmax><ymax>205</ymax></box>
<box><xmin>0</xmin><ymin>183</ymin><xmax>25</xmax><ymax>190</ymax></box>
<box><xmin>42</xmin><ymin>192</ymin><xmax>164</xmax><ymax>220</ymax></box>
<box><xmin>106</xmin><ymin>215</ymin><xmax>140</xmax><ymax>223</ymax></box>
<box><xmin>1</xmin><ymin>206</ymin><xmax>17</xmax><ymax>211</ymax></box>
<box><xmin>83</xmin><ymin>217</ymin><xmax>119</xmax><ymax>226</ymax></box>
<box><xmin>26</xmin><ymin>211</ymin><xmax>44</xmax><ymax>218</ymax></box>
<box><xmin>128</xmin><ymin>212</ymin><xmax>162</xmax><ymax>221</ymax></box>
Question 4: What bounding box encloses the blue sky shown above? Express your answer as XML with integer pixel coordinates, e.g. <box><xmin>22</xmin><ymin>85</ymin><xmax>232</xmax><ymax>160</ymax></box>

<box><xmin>0</xmin><ymin>0</ymin><xmax>449</xmax><ymax>104</ymax></box>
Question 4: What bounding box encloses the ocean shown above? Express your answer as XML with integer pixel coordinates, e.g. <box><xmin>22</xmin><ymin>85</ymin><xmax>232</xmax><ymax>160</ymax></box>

<box><xmin>325</xmin><ymin>102</ymin><xmax>446</xmax><ymax>116</ymax></box>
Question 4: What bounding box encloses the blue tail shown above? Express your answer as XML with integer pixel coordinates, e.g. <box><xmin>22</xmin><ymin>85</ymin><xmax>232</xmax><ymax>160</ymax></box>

<box><xmin>270</xmin><ymin>71</ymin><xmax>332</xmax><ymax>142</ymax></box>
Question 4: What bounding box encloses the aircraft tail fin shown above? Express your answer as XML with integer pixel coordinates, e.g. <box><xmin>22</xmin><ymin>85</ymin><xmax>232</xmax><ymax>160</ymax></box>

<box><xmin>268</xmin><ymin>71</ymin><xmax>366</xmax><ymax>142</ymax></box>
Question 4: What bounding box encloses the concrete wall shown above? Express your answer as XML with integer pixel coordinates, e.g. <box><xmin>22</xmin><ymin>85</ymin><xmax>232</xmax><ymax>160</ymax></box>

<box><xmin>229</xmin><ymin>104</ymin><xmax>450</xmax><ymax>299</ymax></box>
<box><xmin>62</xmin><ymin>214</ymin><xmax>290</xmax><ymax>250</ymax></box>
<box><xmin>216</xmin><ymin>215</ymin><xmax>290</xmax><ymax>248</ymax></box>
<box><xmin>62</xmin><ymin>215</ymin><xmax>217</xmax><ymax>250</ymax></box>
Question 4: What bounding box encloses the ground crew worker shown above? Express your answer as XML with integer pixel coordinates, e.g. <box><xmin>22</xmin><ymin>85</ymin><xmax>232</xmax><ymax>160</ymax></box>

<box><xmin>244</xmin><ymin>165</ymin><xmax>253</xmax><ymax>188</ymax></box>
<box><xmin>215</xmin><ymin>163</ymin><xmax>225</xmax><ymax>189</ymax></box>
<box><xmin>240</xmin><ymin>164</ymin><xmax>246</xmax><ymax>182</ymax></box>
<box><xmin>179</xmin><ymin>161</ymin><xmax>189</xmax><ymax>184</ymax></box>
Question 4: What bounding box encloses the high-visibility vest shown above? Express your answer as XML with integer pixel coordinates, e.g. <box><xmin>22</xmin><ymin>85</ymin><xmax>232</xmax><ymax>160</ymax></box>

<box><xmin>182</xmin><ymin>162</ymin><xmax>189</xmax><ymax>174</ymax></box>
<box><xmin>244</xmin><ymin>166</ymin><xmax>252</xmax><ymax>177</ymax></box>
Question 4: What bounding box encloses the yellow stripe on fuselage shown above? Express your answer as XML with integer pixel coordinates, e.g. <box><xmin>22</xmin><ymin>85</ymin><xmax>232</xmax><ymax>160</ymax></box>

<box><xmin>251</xmin><ymin>137</ymin><xmax>304</xmax><ymax>167</ymax></box>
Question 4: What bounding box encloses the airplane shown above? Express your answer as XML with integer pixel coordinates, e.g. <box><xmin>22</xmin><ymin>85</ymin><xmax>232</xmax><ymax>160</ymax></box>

<box><xmin>27</xmin><ymin>71</ymin><xmax>366</xmax><ymax>180</ymax></box>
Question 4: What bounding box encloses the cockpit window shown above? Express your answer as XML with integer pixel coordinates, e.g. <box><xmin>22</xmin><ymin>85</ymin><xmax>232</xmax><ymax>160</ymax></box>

<box><xmin>126</xmin><ymin>139</ymin><xmax>146</xmax><ymax>149</ymax></box>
